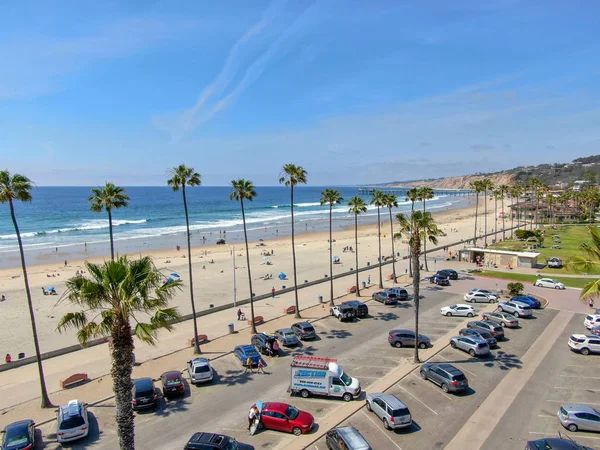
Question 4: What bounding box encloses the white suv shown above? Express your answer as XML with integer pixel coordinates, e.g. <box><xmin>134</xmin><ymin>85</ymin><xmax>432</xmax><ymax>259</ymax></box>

<box><xmin>569</xmin><ymin>334</ymin><xmax>600</xmax><ymax>355</ymax></box>
<box><xmin>56</xmin><ymin>399</ymin><xmax>89</xmax><ymax>443</ymax></box>
<box><xmin>534</xmin><ymin>278</ymin><xmax>565</xmax><ymax>290</ymax></box>
<box><xmin>187</xmin><ymin>357</ymin><xmax>214</xmax><ymax>385</ymax></box>
<box><xmin>584</xmin><ymin>314</ymin><xmax>600</xmax><ymax>330</ymax></box>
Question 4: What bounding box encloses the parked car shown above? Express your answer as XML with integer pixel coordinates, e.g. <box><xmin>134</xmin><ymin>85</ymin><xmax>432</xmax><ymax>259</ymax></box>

<box><xmin>568</xmin><ymin>334</ymin><xmax>600</xmax><ymax>355</ymax></box>
<box><xmin>291</xmin><ymin>322</ymin><xmax>316</xmax><ymax>340</ymax></box>
<box><xmin>464</xmin><ymin>291</ymin><xmax>497</xmax><ymax>303</ymax></box>
<box><xmin>184</xmin><ymin>432</ymin><xmax>254</xmax><ymax>450</ymax></box>
<box><xmin>440</xmin><ymin>304</ymin><xmax>475</xmax><ymax>317</ymax></box>
<box><xmin>384</xmin><ymin>288</ymin><xmax>409</xmax><ymax>300</ymax></box>
<box><xmin>525</xmin><ymin>438</ymin><xmax>594</xmax><ymax>450</ymax></box>
<box><xmin>498</xmin><ymin>301</ymin><xmax>533</xmax><ymax>318</ymax></box>
<box><xmin>388</xmin><ymin>329</ymin><xmax>430</xmax><ymax>349</ymax></box>
<box><xmin>56</xmin><ymin>399</ymin><xmax>89</xmax><ymax>443</ymax></box>
<box><xmin>584</xmin><ymin>314</ymin><xmax>600</xmax><ymax>330</ymax></box>
<box><xmin>558</xmin><ymin>404</ymin><xmax>600</xmax><ymax>432</ymax></box>
<box><xmin>450</xmin><ymin>336</ymin><xmax>490</xmax><ymax>357</ymax></box>
<box><xmin>366</xmin><ymin>393</ymin><xmax>412</xmax><ymax>430</ymax></box>
<box><xmin>372</xmin><ymin>291</ymin><xmax>399</xmax><ymax>305</ymax></box>
<box><xmin>330</xmin><ymin>304</ymin><xmax>356</xmax><ymax>322</ymax></box>
<box><xmin>325</xmin><ymin>427</ymin><xmax>371</xmax><ymax>450</ymax></box>
<box><xmin>469</xmin><ymin>288</ymin><xmax>499</xmax><ymax>297</ymax></box>
<box><xmin>511</xmin><ymin>295</ymin><xmax>542</xmax><ymax>309</ymax></box>
<box><xmin>437</xmin><ymin>269</ymin><xmax>458</xmax><ymax>280</ymax></box>
<box><xmin>534</xmin><ymin>278</ymin><xmax>566</xmax><ymax>290</ymax></box>
<box><xmin>481</xmin><ymin>311</ymin><xmax>519</xmax><ymax>328</ymax></box>
<box><xmin>234</xmin><ymin>345</ymin><xmax>261</xmax><ymax>367</ymax></box>
<box><xmin>430</xmin><ymin>274</ymin><xmax>450</xmax><ymax>286</ymax></box>
<box><xmin>590</xmin><ymin>326</ymin><xmax>600</xmax><ymax>337</ymax></box>
<box><xmin>548</xmin><ymin>257</ymin><xmax>563</xmax><ymax>268</ymax></box>
<box><xmin>419</xmin><ymin>363</ymin><xmax>468</xmax><ymax>394</ymax></box>
<box><xmin>160</xmin><ymin>371</ymin><xmax>185</xmax><ymax>398</ymax></box>
<box><xmin>254</xmin><ymin>402</ymin><xmax>314</xmax><ymax>436</ymax></box>
<box><xmin>251</xmin><ymin>333</ymin><xmax>280</xmax><ymax>356</ymax></box>
<box><xmin>132</xmin><ymin>378</ymin><xmax>158</xmax><ymax>411</ymax></box>
<box><xmin>341</xmin><ymin>300</ymin><xmax>369</xmax><ymax>317</ymax></box>
<box><xmin>274</xmin><ymin>328</ymin><xmax>300</xmax><ymax>347</ymax></box>
<box><xmin>459</xmin><ymin>328</ymin><xmax>497</xmax><ymax>347</ymax></box>
<box><xmin>1</xmin><ymin>420</ymin><xmax>35</xmax><ymax>450</ymax></box>
<box><xmin>187</xmin><ymin>357</ymin><xmax>214</xmax><ymax>385</ymax></box>
<box><xmin>467</xmin><ymin>320</ymin><xmax>505</xmax><ymax>339</ymax></box>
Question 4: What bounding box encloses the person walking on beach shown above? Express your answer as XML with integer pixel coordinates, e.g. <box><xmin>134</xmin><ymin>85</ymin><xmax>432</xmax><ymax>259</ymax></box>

<box><xmin>368</xmin><ymin>275</ymin><xmax>371</xmax><ymax>285</ymax></box>
<box><xmin>5</xmin><ymin>354</ymin><xmax>11</xmax><ymax>363</ymax></box>
<box><xmin>257</xmin><ymin>358</ymin><xmax>265</xmax><ymax>374</ymax></box>
<box><xmin>271</xmin><ymin>287</ymin><xmax>276</xmax><ymax>298</ymax></box>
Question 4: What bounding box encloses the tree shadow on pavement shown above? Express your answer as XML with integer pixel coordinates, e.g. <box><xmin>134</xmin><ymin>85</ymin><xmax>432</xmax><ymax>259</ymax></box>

<box><xmin>290</xmin><ymin>345</ymin><xmax>319</xmax><ymax>356</ymax></box>
<box><xmin>373</xmin><ymin>312</ymin><xmax>400</xmax><ymax>322</ymax></box>
<box><xmin>321</xmin><ymin>329</ymin><xmax>352</xmax><ymax>340</ymax></box>
<box><xmin>483</xmin><ymin>350</ymin><xmax>523</xmax><ymax>370</ymax></box>
<box><xmin>214</xmin><ymin>369</ymin><xmax>256</xmax><ymax>387</ymax></box>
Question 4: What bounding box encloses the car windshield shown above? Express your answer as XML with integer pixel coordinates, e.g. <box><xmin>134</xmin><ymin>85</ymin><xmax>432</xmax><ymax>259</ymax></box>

<box><xmin>285</xmin><ymin>405</ymin><xmax>300</xmax><ymax>420</ymax></box>
<box><xmin>5</xmin><ymin>426</ymin><xmax>29</xmax><ymax>445</ymax></box>
<box><xmin>165</xmin><ymin>377</ymin><xmax>181</xmax><ymax>385</ymax></box>
<box><xmin>135</xmin><ymin>389</ymin><xmax>154</xmax><ymax>397</ymax></box>
<box><xmin>479</xmin><ymin>332</ymin><xmax>492</xmax><ymax>339</ymax></box>
<box><xmin>59</xmin><ymin>415</ymin><xmax>85</xmax><ymax>430</ymax></box>
<box><xmin>391</xmin><ymin>407</ymin><xmax>410</xmax><ymax>417</ymax></box>
<box><xmin>340</xmin><ymin>372</ymin><xmax>353</xmax><ymax>386</ymax></box>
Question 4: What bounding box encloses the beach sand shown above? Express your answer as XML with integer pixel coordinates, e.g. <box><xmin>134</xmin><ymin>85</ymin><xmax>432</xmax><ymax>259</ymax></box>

<box><xmin>0</xmin><ymin>199</ymin><xmax>501</xmax><ymax>358</ymax></box>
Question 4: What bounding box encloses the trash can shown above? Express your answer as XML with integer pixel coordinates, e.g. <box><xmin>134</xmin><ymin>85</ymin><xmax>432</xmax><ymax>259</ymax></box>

<box><xmin>318</xmin><ymin>295</ymin><xmax>324</xmax><ymax>303</ymax></box>
<box><xmin>228</xmin><ymin>323</ymin><xmax>235</xmax><ymax>334</ymax></box>
<box><xmin>362</xmin><ymin>281</ymin><xmax>366</xmax><ymax>289</ymax></box>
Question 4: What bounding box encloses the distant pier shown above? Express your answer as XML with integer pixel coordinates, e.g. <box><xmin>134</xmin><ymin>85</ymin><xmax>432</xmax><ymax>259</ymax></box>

<box><xmin>358</xmin><ymin>186</ymin><xmax>473</xmax><ymax>196</ymax></box>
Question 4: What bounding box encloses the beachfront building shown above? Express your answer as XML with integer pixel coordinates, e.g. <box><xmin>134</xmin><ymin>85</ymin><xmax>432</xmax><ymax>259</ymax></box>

<box><xmin>459</xmin><ymin>247</ymin><xmax>541</xmax><ymax>269</ymax></box>
<box><xmin>508</xmin><ymin>201</ymin><xmax>581</xmax><ymax>223</ymax></box>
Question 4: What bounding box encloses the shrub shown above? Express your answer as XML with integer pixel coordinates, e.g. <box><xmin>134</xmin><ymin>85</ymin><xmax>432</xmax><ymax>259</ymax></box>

<box><xmin>515</xmin><ymin>230</ymin><xmax>541</xmax><ymax>240</ymax></box>
<box><xmin>507</xmin><ymin>282</ymin><xmax>524</xmax><ymax>296</ymax></box>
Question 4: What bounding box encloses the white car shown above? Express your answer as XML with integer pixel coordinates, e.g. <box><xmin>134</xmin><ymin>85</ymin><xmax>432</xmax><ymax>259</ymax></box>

<box><xmin>187</xmin><ymin>357</ymin><xmax>214</xmax><ymax>385</ymax></box>
<box><xmin>584</xmin><ymin>314</ymin><xmax>600</xmax><ymax>330</ymax></box>
<box><xmin>569</xmin><ymin>334</ymin><xmax>600</xmax><ymax>355</ymax></box>
<box><xmin>56</xmin><ymin>399</ymin><xmax>89</xmax><ymax>443</ymax></box>
<box><xmin>547</xmin><ymin>257</ymin><xmax>563</xmax><ymax>268</ymax></box>
<box><xmin>534</xmin><ymin>278</ymin><xmax>565</xmax><ymax>289</ymax></box>
<box><xmin>440</xmin><ymin>304</ymin><xmax>476</xmax><ymax>317</ymax></box>
<box><xmin>464</xmin><ymin>291</ymin><xmax>497</xmax><ymax>303</ymax></box>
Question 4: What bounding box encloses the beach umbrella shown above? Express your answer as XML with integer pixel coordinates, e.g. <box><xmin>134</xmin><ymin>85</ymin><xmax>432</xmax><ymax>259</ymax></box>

<box><xmin>48</xmin><ymin>286</ymin><xmax>54</xmax><ymax>290</ymax></box>
<box><xmin>332</xmin><ymin>256</ymin><xmax>339</xmax><ymax>260</ymax></box>
<box><xmin>170</xmin><ymin>273</ymin><xmax>180</xmax><ymax>278</ymax></box>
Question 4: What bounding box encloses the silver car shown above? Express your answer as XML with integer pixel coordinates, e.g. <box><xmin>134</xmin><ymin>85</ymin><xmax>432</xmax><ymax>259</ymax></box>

<box><xmin>498</xmin><ymin>301</ymin><xmax>533</xmax><ymax>318</ymax></box>
<box><xmin>450</xmin><ymin>336</ymin><xmax>490</xmax><ymax>357</ymax></box>
<box><xmin>459</xmin><ymin>328</ymin><xmax>497</xmax><ymax>348</ymax></box>
<box><xmin>274</xmin><ymin>328</ymin><xmax>300</xmax><ymax>347</ymax></box>
<box><xmin>558</xmin><ymin>404</ymin><xmax>600</xmax><ymax>432</ymax></box>
<box><xmin>366</xmin><ymin>393</ymin><xmax>412</xmax><ymax>430</ymax></box>
<box><xmin>481</xmin><ymin>311</ymin><xmax>519</xmax><ymax>328</ymax></box>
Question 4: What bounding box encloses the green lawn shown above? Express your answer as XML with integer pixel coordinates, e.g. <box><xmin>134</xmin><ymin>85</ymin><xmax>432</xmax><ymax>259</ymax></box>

<box><xmin>475</xmin><ymin>270</ymin><xmax>596</xmax><ymax>289</ymax></box>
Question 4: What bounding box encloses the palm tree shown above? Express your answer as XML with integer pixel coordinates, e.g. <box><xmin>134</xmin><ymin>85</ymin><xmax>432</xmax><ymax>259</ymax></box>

<box><xmin>230</xmin><ymin>179</ymin><xmax>258</xmax><ymax>333</ymax></box>
<box><xmin>546</xmin><ymin>193</ymin><xmax>556</xmax><ymax>228</ymax></box>
<box><xmin>419</xmin><ymin>187</ymin><xmax>435</xmax><ymax>270</ymax></box>
<box><xmin>509</xmin><ymin>184</ymin><xmax>523</xmax><ymax>237</ymax></box>
<box><xmin>405</xmin><ymin>188</ymin><xmax>421</xmax><ymax>276</ymax></box>
<box><xmin>89</xmin><ymin>183</ymin><xmax>130</xmax><ymax>260</ymax></box>
<box><xmin>57</xmin><ymin>256</ymin><xmax>181</xmax><ymax>450</ymax></box>
<box><xmin>528</xmin><ymin>177</ymin><xmax>542</xmax><ymax>230</ymax></box>
<box><xmin>498</xmin><ymin>184</ymin><xmax>510</xmax><ymax>240</ymax></box>
<box><xmin>167</xmin><ymin>164</ymin><xmax>202</xmax><ymax>354</ymax></box>
<box><xmin>469</xmin><ymin>180</ymin><xmax>483</xmax><ymax>246</ymax></box>
<box><xmin>370</xmin><ymin>190</ymin><xmax>387</xmax><ymax>288</ymax></box>
<box><xmin>481</xmin><ymin>179</ymin><xmax>495</xmax><ymax>247</ymax></box>
<box><xmin>320</xmin><ymin>189</ymin><xmax>344</xmax><ymax>306</ymax></box>
<box><xmin>569</xmin><ymin>225</ymin><xmax>600</xmax><ymax>302</ymax></box>
<box><xmin>279</xmin><ymin>164</ymin><xmax>307</xmax><ymax>319</ymax></box>
<box><xmin>348</xmin><ymin>197</ymin><xmax>367</xmax><ymax>296</ymax></box>
<box><xmin>491</xmin><ymin>189</ymin><xmax>501</xmax><ymax>242</ymax></box>
<box><xmin>383</xmin><ymin>194</ymin><xmax>399</xmax><ymax>281</ymax></box>
<box><xmin>394</xmin><ymin>211</ymin><xmax>441</xmax><ymax>363</ymax></box>
<box><xmin>0</xmin><ymin>171</ymin><xmax>52</xmax><ymax>408</ymax></box>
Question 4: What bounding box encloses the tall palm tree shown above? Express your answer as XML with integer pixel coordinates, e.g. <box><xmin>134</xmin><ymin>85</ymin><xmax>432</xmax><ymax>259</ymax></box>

<box><xmin>167</xmin><ymin>164</ymin><xmax>202</xmax><ymax>354</ymax></box>
<box><xmin>394</xmin><ymin>211</ymin><xmax>441</xmax><ymax>363</ymax></box>
<box><xmin>498</xmin><ymin>184</ymin><xmax>510</xmax><ymax>240</ymax></box>
<box><xmin>528</xmin><ymin>177</ymin><xmax>541</xmax><ymax>230</ymax></box>
<box><xmin>57</xmin><ymin>256</ymin><xmax>181</xmax><ymax>450</ymax></box>
<box><xmin>419</xmin><ymin>187</ymin><xmax>435</xmax><ymax>270</ymax></box>
<box><xmin>481</xmin><ymin>179</ymin><xmax>495</xmax><ymax>247</ymax></box>
<box><xmin>348</xmin><ymin>197</ymin><xmax>367</xmax><ymax>296</ymax></box>
<box><xmin>383</xmin><ymin>194</ymin><xmax>399</xmax><ymax>281</ymax></box>
<box><xmin>230</xmin><ymin>179</ymin><xmax>258</xmax><ymax>333</ymax></box>
<box><xmin>546</xmin><ymin>193</ymin><xmax>556</xmax><ymax>228</ymax></box>
<box><xmin>0</xmin><ymin>171</ymin><xmax>52</xmax><ymax>408</ymax></box>
<box><xmin>370</xmin><ymin>190</ymin><xmax>387</xmax><ymax>288</ymax></box>
<box><xmin>405</xmin><ymin>188</ymin><xmax>421</xmax><ymax>276</ymax></box>
<box><xmin>509</xmin><ymin>184</ymin><xmax>523</xmax><ymax>238</ymax></box>
<box><xmin>469</xmin><ymin>180</ymin><xmax>483</xmax><ymax>246</ymax></box>
<box><xmin>320</xmin><ymin>189</ymin><xmax>344</xmax><ymax>306</ymax></box>
<box><xmin>279</xmin><ymin>164</ymin><xmax>307</xmax><ymax>319</ymax></box>
<box><xmin>89</xmin><ymin>183</ymin><xmax>130</xmax><ymax>260</ymax></box>
<box><xmin>491</xmin><ymin>189</ymin><xmax>501</xmax><ymax>242</ymax></box>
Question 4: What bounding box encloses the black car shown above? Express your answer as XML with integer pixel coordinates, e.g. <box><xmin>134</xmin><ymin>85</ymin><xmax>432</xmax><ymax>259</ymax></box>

<box><xmin>1</xmin><ymin>419</ymin><xmax>35</xmax><ymax>450</ymax></box>
<box><xmin>372</xmin><ymin>291</ymin><xmax>399</xmax><ymax>305</ymax></box>
<box><xmin>437</xmin><ymin>269</ymin><xmax>458</xmax><ymax>280</ymax></box>
<box><xmin>132</xmin><ymin>377</ymin><xmax>158</xmax><ymax>411</ymax></box>
<box><xmin>525</xmin><ymin>438</ymin><xmax>594</xmax><ymax>450</ymax></box>
<box><xmin>340</xmin><ymin>300</ymin><xmax>369</xmax><ymax>318</ymax></box>
<box><xmin>430</xmin><ymin>274</ymin><xmax>450</xmax><ymax>286</ymax></box>
<box><xmin>291</xmin><ymin>322</ymin><xmax>316</xmax><ymax>340</ymax></box>
<box><xmin>251</xmin><ymin>333</ymin><xmax>279</xmax><ymax>356</ymax></box>
<box><xmin>184</xmin><ymin>432</ymin><xmax>254</xmax><ymax>450</ymax></box>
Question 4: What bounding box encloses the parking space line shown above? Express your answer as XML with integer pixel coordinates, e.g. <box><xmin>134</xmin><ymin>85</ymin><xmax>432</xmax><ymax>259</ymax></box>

<box><xmin>397</xmin><ymin>385</ymin><xmax>438</xmax><ymax>414</ymax></box>
<box><xmin>436</xmin><ymin>354</ymin><xmax>477</xmax><ymax>377</ymax></box>
<box><xmin>361</xmin><ymin>411</ymin><xmax>403</xmax><ymax>450</ymax></box>
<box><xmin>546</xmin><ymin>399</ymin><xmax>600</xmax><ymax>406</ymax></box>
<box><xmin>554</xmin><ymin>386</ymin><xmax>600</xmax><ymax>392</ymax></box>
<box><xmin>538</xmin><ymin>414</ymin><xmax>555</xmax><ymax>418</ymax></box>
<box><xmin>558</xmin><ymin>374</ymin><xmax>600</xmax><ymax>380</ymax></box>
<box><xmin>410</xmin><ymin>373</ymin><xmax>453</xmax><ymax>401</ymax></box>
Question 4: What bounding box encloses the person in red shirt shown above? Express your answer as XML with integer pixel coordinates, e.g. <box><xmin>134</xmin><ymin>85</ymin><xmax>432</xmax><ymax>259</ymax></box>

<box><xmin>5</xmin><ymin>354</ymin><xmax>11</xmax><ymax>363</ymax></box>
<box><xmin>271</xmin><ymin>287</ymin><xmax>276</xmax><ymax>298</ymax></box>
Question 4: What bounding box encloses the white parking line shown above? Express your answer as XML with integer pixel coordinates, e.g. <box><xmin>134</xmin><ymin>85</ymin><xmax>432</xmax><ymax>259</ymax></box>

<box><xmin>410</xmin><ymin>373</ymin><xmax>453</xmax><ymax>400</ymax></box>
<box><xmin>554</xmin><ymin>386</ymin><xmax>600</xmax><ymax>392</ymax></box>
<box><xmin>436</xmin><ymin>355</ymin><xmax>477</xmax><ymax>377</ymax></box>
<box><xmin>538</xmin><ymin>414</ymin><xmax>555</xmax><ymax>418</ymax></box>
<box><xmin>398</xmin><ymin>385</ymin><xmax>438</xmax><ymax>414</ymax></box>
<box><xmin>361</xmin><ymin>411</ymin><xmax>403</xmax><ymax>449</ymax></box>
<box><xmin>529</xmin><ymin>431</ymin><xmax>600</xmax><ymax>441</ymax></box>
<box><xmin>558</xmin><ymin>374</ymin><xmax>600</xmax><ymax>380</ymax></box>
<box><xmin>546</xmin><ymin>399</ymin><xmax>600</xmax><ymax>406</ymax></box>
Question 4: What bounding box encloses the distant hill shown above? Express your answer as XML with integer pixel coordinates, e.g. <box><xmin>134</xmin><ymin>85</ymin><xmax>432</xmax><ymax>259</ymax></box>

<box><xmin>385</xmin><ymin>155</ymin><xmax>600</xmax><ymax>189</ymax></box>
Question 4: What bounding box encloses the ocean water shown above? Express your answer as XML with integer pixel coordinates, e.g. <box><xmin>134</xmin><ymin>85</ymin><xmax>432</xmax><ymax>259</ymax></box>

<box><xmin>0</xmin><ymin>186</ymin><xmax>462</xmax><ymax>257</ymax></box>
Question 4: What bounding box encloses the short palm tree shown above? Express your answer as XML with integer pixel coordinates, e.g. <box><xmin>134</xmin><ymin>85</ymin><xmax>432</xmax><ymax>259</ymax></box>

<box><xmin>394</xmin><ymin>211</ymin><xmax>441</xmax><ymax>363</ymax></box>
<box><xmin>405</xmin><ymin>188</ymin><xmax>421</xmax><ymax>277</ymax></box>
<box><xmin>569</xmin><ymin>226</ymin><xmax>600</xmax><ymax>302</ymax></box>
<box><xmin>469</xmin><ymin>180</ymin><xmax>483</xmax><ymax>246</ymax></box>
<box><xmin>167</xmin><ymin>164</ymin><xmax>202</xmax><ymax>353</ymax></box>
<box><xmin>370</xmin><ymin>190</ymin><xmax>387</xmax><ymax>288</ymax></box>
<box><xmin>89</xmin><ymin>183</ymin><xmax>130</xmax><ymax>260</ymax></box>
<box><xmin>0</xmin><ymin>170</ymin><xmax>52</xmax><ymax>408</ymax></box>
<box><xmin>546</xmin><ymin>193</ymin><xmax>556</xmax><ymax>227</ymax></box>
<box><xmin>383</xmin><ymin>194</ymin><xmax>399</xmax><ymax>281</ymax></box>
<box><xmin>419</xmin><ymin>187</ymin><xmax>435</xmax><ymax>270</ymax></box>
<box><xmin>279</xmin><ymin>164</ymin><xmax>307</xmax><ymax>319</ymax></box>
<box><xmin>230</xmin><ymin>179</ymin><xmax>258</xmax><ymax>333</ymax></box>
<box><xmin>320</xmin><ymin>189</ymin><xmax>344</xmax><ymax>306</ymax></box>
<box><xmin>348</xmin><ymin>197</ymin><xmax>367</xmax><ymax>296</ymax></box>
<box><xmin>57</xmin><ymin>256</ymin><xmax>181</xmax><ymax>450</ymax></box>
<box><xmin>498</xmin><ymin>184</ymin><xmax>510</xmax><ymax>240</ymax></box>
<box><xmin>481</xmin><ymin>179</ymin><xmax>495</xmax><ymax>247</ymax></box>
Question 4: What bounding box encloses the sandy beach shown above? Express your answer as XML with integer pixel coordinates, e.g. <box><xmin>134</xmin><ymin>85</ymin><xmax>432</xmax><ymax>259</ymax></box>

<box><xmin>0</xmin><ymin>199</ymin><xmax>498</xmax><ymax>358</ymax></box>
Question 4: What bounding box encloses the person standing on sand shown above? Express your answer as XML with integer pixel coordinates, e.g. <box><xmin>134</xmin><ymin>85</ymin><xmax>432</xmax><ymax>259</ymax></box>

<box><xmin>271</xmin><ymin>287</ymin><xmax>276</xmax><ymax>298</ymax></box>
<box><xmin>64</xmin><ymin>260</ymin><xmax>68</xmax><ymax>267</ymax></box>
<box><xmin>5</xmin><ymin>354</ymin><xmax>11</xmax><ymax>363</ymax></box>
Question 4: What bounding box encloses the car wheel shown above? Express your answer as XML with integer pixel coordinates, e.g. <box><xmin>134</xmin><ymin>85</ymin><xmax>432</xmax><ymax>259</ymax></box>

<box><xmin>469</xmin><ymin>349</ymin><xmax>476</xmax><ymax>357</ymax></box>
<box><xmin>501</xmin><ymin>322</ymin><xmax>507</xmax><ymax>327</ymax></box>
<box><xmin>257</xmin><ymin>421</ymin><xmax>265</xmax><ymax>430</ymax></box>
<box><xmin>343</xmin><ymin>393</ymin><xmax>352</xmax><ymax>402</ymax></box>
<box><xmin>338</xmin><ymin>316</ymin><xmax>342</xmax><ymax>322</ymax></box>
<box><xmin>498</xmin><ymin>306</ymin><xmax>504</xmax><ymax>312</ymax></box>
<box><xmin>441</xmin><ymin>383</ymin><xmax>449</xmax><ymax>393</ymax></box>
<box><xmin>467</xmin><ymin>312</ymin><xmax>474</xmax><ymax>317</ymax></box>
<box><xmin>419</xmin><ymin>342</ymin><xmax>427</xmax><ymax>349</ymax></box>
<box><xmin>489</xmin><ymin>299</ymin><xmax>495</xmax><ymax>303</ymax></box>
<box><xmin>292</xmin><ymin>427</ymin><xmax>302</xmax><ymax>436</ymax></box>
<box><xmin>514</xmin><ymin>312</ymin><xmax>520</xmax><ymax>318</ymax></box>
<box><xmin>366</xmin><ymin>401</ymin><xmax>372</xmax><ymax>411</ymax></box>
<box><xmin>420</xmin><ymin>370</ymin><xmax>428</xmax><ymax>380</ymax></box>
<box><xmin>555</xmin><ymin>286</ymin><xmax>560</xmax><ymax>289</ymax></box>
<box><xmin>450</xmin><ymin>341</ymin><xmax>457</xmax><ymax>348</ymax></box>
<box><xmin>568</xmin><ymin>423</ymin><xmax>578</xmax><ymax>432</ymax></box>
<box><xmin>301</xmin><ymin>389</ymin><xmax>310</xmax><ymax>398</ymax></box>
<box><xmin>446</xmin><ymin>312</ymin><xmax>452</xmax><ymax>317</ymax></box>
<box><xmin>483</xmin><ymin>315</ymin><xmax>489</xmax><ymax>320</ymax></box>
<box><xmin>383</xmin><ymin>418</ymin><xmax>391</xmax><ymax>430</ymax></box>
<box><xmin>394</xmin><ymin>341</ymin><xmax>403</xmax><ymax>348</ymax></box>
<box><xmin>581</xmin><ymin>347</ymin><xmax>591</xmax><ymax>355</ymax></box>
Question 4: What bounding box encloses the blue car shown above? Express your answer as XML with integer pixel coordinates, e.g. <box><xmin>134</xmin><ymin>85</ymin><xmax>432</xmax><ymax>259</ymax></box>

<box><xmin>511</xmin><ymin>295</ymin><xmax>541</xmax><ymax>309</ymax></box>
<box><xmin>234</xmin><ymin>345</ymin><xmax>261</xmax><ymax>367</ymax></box>
<box><xmin>1</xmin><ymin>419</ymin><xmax>36</xmax><ymax>450</ymax></box>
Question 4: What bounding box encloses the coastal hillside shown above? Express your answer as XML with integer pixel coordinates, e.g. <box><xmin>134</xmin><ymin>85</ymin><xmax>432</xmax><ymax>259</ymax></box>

<box><xmin>385</xmin><ymin>155</ymin><xmax>600</xmax><ymax>189</ymax></box>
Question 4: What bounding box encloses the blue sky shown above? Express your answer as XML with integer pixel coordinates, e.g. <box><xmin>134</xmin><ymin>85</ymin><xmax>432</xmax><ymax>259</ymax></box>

<box><xmin>0</xmin><ymin>0</ymin><xmax>599</xmax><ymax>186</ymax></box>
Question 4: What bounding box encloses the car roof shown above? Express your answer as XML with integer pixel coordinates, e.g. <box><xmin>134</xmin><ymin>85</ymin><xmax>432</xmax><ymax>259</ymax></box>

<box><xmin>562</xmin><ymin>404</ymin><xmax>598</xmax><ymax>414</ymax></box>
<box><xmin>425</xmin><ymin>362</ymin><xmax>463</xmax><ymax>375</ymax></box>
<box><xmin>335</xmin><ymin>427</ymin><xmax>371</xmax><ymax>450</ymax></box>
<box><xmin>452</xmin><ymin>304</ymin><xmax>471</xmax><ymax>308</ymax></box>
<box><xmin>133</xmin><ymin>378</ymin><xmax>154</xmax><ymax>389</ymax></box>
<box><xmin>527</xmin><ymin>438</ymin><xmax>587</xmax><ymax>449</ymax></box>
<box><xmin>187</xmin><ymin>432</ymin><xmax>230</xmax><ymax>447</ymax></box>
<box><xmin>263</xmin><ymin>402</ymin><xmax>289</xmax><ymax>413</ymax></box>
<box><xmin>162</xmin><ymin>371</ymin><xmax>182</xmax><ymax>379</ymax></box>
<box><xmin>294</xmin><ymin>322</ymin><xmax>313</xmax><ymax>328</ymax></box>
<box><xmin>390</xmin><ymin>329</ymin><xmax>414</xmax><ymax>334</ymax></box>
<box><xmin>368</xmin><ymin>393</ymin><xmax>407</xmax><ymax>409</ymax></box>
<box><xmin>4</xmin><ymin>419</ymin><xmax>33</xmax><ymax>433</ymax></box>
<box><xmin>189</xmin><ymin>357</ymin><xmax>210</xmax><ymax>366</ymax></box>
<box><xmin>277</xmin><ymin>327</ymin><xmax>294</xmax><ymax>333</ymax></box>
<box><xmin>237</xmin><ymin>344</ymin><xmax>257</xmax><ymax>352</ymax></box>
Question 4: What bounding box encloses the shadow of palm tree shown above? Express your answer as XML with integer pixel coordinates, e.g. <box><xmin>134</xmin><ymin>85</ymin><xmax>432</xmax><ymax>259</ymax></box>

<box><xmin>322</xmin><ymin>329</ymin><xmax>353</xmax><ymax>340</ymax></box>
<box><xmin>373</xmin><ymin>312</ymin><xmax>400</xmax><ymax>322</ymax></box>
<box><xmin>216</xmin><ymin>369</ymin><xmax>256</xmax><ymax>386</ymax></box>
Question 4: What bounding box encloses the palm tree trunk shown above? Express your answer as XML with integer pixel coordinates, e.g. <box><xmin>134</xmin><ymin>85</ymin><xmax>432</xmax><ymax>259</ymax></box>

<box><xmin>329</xmin><ymin>204</ymin><xmax>334</xmax><ymax>306</ymax></box>
<box><xmin>484</xmin><ymin>190</ymin><xmax>488</xmax><ymax>247</ymax></box>
<box><xmin>422</xmin><ymin>200</ymin><xmax>429</xmax><ymax>271</ymax></box>
<box><xmin>409</xmin><ymin>202</ymin><xmax>414</xmax><ymax>277</ymax></box>
<box><xmin>388</xmin><ymin>207</ymin><xmax>396</xmax><ymax>281</ymax></box>
<box><xmin>9</xmin><ymin>198</ymin><xmax>51</xmax><ymax>408</ymax></box>
<box><xmin>354</xmin><ymin>213</ymin><xmax>360</xmax><ymax>296</ymax></box>
<box><xmin>182</xmin><ymin>186</ymin><xmax>201</xmax><ymax>354</ymax></box>
<box><xmin>241</xmin><ymin>200</ymin><xmax>257</xmax><ymax>334</ymax></box>
<box><xmin>501</xmin><ymin>196</ymin><xmax>506</xmax><ymax>241</ymax></box>
<box><xmin>291</xmin><ymin>186</ymin><xmax>301</xmax><ymax>318</ymax></box>
<box><xmin>412</xmin><ymin>241</ymin><xmax>421</xmax><ymax>364</ymax></box>
<box><xmin>111</xmin><ymin>317</ymin><xmax>135</xmax><ymax>450</ymax></box>
<box><xmin>376</xmin><ymin>206</ymin><xmax>383</xmax><ymax>289</ymax></box>
<box><xmin>473</xmin><ymin>193</ymin><xmax>479</xmax><ymax>246</ymax></box>
<box><xmin>494</xmin><ymin>197</ymin><xmax>498</xmax><ymax>242</ymax></box>
<box><xmin>108</xmin><ymin>208</ymin><xmax>115</xmax><ymax>260</ymax></box>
